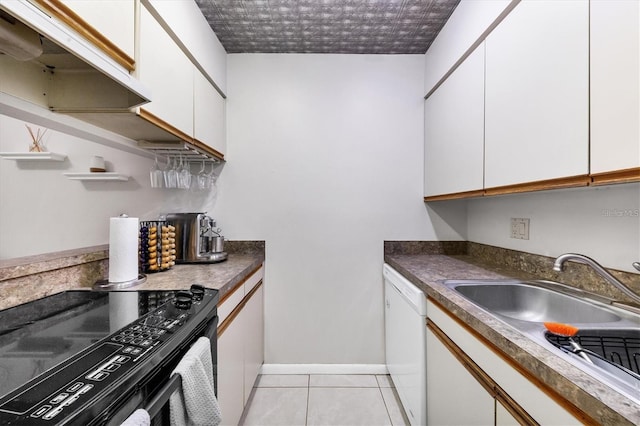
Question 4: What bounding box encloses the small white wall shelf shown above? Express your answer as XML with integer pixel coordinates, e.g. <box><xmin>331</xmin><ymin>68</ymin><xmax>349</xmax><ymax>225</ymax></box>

<box><xmin>64</xmin><ymin>172</ymin><xmax>129</xmax><ymax>181</ymax></box>
<box><xmin>0</xmin><ymin>152</ymin><xmax>67</xmax><ymax>161</ymax></box>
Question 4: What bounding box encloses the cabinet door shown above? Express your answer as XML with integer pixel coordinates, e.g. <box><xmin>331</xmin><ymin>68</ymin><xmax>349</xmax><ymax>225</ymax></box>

<box><xmin>428</xmin><ymin>300</ymin><xmax>581</xmax><ymax>425</ymax></box>
<box><xmin>60</xmin><ymin>0</ymin><xmax>135</xmax><ymax>60</ymax></box>
<box><xmin>217</xmin><ymin>318</ymin><xmax>245</xmax><ymax>426</ymax></box>
<box><xmin>243</xmin><ymin>285</ymin><xmax>264</xmax><ymax>403</ymax></box>
<box><xmin>496</xmin><ymin>400</ymin><xmax>520</xmax><ymax>426</ymax></box>
<box><xmin>426</xmin><ymin>326</ymin><xmax>495</xmax><ymax>425</ymax></box>
<box><xmin>194</xmin><ymin>70</ymin><xmax>226</xmax><ymax>156</ymax></box>
<box><xmin>138</xmin><ymin>5</ymin><xmax>193</xmax><ymax>137</ymax></box>
<box><xmin>484</xmin><ymin>0</ymin><xmax>588</xmax><ymax>188</ymax></box>
<box><xmin>147</xmin><ymin>0</ymin><xmax>227</xmax><ymax>93</ymax></box>
<box><xmin>424</xmin><ymin>44</ymin><xmax>485</xmax><ymax>197</ymax></box>
<box><xmin>590</xmin><ymin>0</ymin><xmax>640</xmax><ymax>174</ymax></box>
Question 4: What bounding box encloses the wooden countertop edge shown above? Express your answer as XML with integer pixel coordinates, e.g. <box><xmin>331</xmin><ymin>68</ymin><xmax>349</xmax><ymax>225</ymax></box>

<box><xmin>384</xmin><ymin>254</ymin><xmax>638</xmax><ymax>426</ymax></box>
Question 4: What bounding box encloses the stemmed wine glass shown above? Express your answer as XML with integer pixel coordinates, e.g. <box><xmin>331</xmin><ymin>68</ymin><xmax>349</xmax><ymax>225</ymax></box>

<box><xmin>164</xmin><ymin>157</ymin><xmax>177</xmax><ymax>188</ymax></box>
<box><xmin>207</xmin><ymin>162</ymin><xmax>218</xmax><ymax>193</ymax></box>
<box><xmin>178</xmin><ymin>155</ymin><xmax>191</xmax><ymax>189</ymax></box>
<box><xmin>149</xmin><ymin>156</ymin><xmax>164</xmax><ymax>188</ymax></box>
<box><xmin>197</xmin><ymin>160</ymin><xmax>210</xmax><ymax>190</ymax></box>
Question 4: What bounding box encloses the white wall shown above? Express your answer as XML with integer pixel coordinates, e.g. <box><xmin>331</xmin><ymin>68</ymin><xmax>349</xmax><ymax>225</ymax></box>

<box><xmin>0</xmin><ymin>110</ymin><xmax>218</xmax><ymax>259</ymax></box>
<box><xmin>467</xmin><ymin>183</ymin><xmax>640</xmax><ymax>272</ymax></box>
<box><xmin>217</xmin><ymin>54</ymin><xmax>463</xmax><ymax>365</ymax></box>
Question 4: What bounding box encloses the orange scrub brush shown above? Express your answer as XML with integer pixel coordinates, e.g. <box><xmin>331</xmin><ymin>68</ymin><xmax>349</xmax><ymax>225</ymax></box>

<box><xmin>544</xmin><ymin>322</ymin><xmax>579</xmax><ymax>337</ymax></box>
<box><xmin>544</xmin><ymin>322</ymin><xmax>594</xmax><ymax>364</ymax></box>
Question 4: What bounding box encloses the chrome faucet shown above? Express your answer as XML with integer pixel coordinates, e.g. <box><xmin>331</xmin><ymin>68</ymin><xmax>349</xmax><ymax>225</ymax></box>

<box><xmin>553</xmin><ymin>253</ymin><xmax>640</xmax><ymax>305</ymax></box>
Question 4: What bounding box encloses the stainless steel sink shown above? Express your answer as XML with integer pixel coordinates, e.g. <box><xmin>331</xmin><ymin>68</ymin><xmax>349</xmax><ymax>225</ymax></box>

<box><xmin>450</xmin><ymin>281</ymin><xmax>622</xmax><ymax>323</ymax></box>
<box><xmin>443</xmin><ymin>279</ymin><xmax>640</xmax><ymax>403</ymax></box>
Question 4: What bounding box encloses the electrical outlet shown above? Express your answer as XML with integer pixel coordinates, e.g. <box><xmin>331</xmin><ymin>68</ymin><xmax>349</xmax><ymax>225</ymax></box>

<box><xmin>510</xmin><ymin>218</ymin><xmax>530</xmax><ymax>240</ymax></box>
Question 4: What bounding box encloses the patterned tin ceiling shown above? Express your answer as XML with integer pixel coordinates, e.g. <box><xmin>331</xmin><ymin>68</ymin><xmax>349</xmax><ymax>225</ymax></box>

<box><xmin>195</xmin><ymin>0</ymin><xmax>460</xmax><ymax>54</ymax></box>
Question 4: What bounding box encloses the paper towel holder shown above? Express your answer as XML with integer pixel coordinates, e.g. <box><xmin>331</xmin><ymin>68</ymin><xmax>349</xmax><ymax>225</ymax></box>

<box><xmin>95</xmin><ymin>212</ymin><xmax>147</xmax><ymax>290</ymax></box>
<box><xmin>93</xmin><ymin>274</ymin><xmax>147</xmax><ymax>291</ymax></box>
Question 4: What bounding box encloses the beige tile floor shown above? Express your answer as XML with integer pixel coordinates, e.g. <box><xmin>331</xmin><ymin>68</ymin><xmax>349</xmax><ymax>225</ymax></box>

<box><xmin>240</xmin><ymin>374</ymin><xmax>410</xmax><ymax>426</ymax></box>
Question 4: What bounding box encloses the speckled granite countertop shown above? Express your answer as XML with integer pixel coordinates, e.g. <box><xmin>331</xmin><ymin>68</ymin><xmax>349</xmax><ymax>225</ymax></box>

<box><xmin>123</xmin><ymin>254</ymin><xmax>264</xmax><ymax>299</ymax></box>
<box><xmin>385</xmin><ymin>253</ymin><xmax>639</xmax><ymax>426</ymax></box>
<box><xmin>0</xmin><ymin>241</ymin><xmax>265</xmax><ymax>310</ymax></box>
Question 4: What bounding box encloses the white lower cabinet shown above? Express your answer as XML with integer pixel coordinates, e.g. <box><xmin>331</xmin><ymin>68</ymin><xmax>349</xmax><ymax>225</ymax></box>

<box><xmin>243</xmin><ymin>285</ymin><xmax>264</xmax><ymax>404</ymax></box>
<box><xmin>496</xmin><ymin>400</ymin><xmax>520</xmax><ymax>426</ymax></box>
<box><xmin>217</xmin><ymin>267</ymin><xmax>264</xmax><ymax>425</ymax></box>
<box><xmin>217</xmin><ymin>314</ymin><xmax>245</xmax><ymax>426</ymax></box>
<box><xmin>427</xmin><ymin>299</ymin><xmax>582</xmax><ymax>426</ymax></box>
<box><xmin>426</xmin><ymin>326</ymin><xmax>494</xmax><ymax>425</ymax></box>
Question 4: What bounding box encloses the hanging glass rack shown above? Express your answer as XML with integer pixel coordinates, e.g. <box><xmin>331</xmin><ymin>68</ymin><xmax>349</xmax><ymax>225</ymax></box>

<box><xmin>137</xmin><ymin>141</ymin><xmax>223</xmax><ymax>163</ymax></box>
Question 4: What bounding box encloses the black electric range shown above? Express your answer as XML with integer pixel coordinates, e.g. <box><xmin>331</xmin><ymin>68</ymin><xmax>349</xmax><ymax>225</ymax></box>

<box><xmin>0</xmin><ymin>286</ymin><xmax>219</xmax><ymax>425</ymax></box>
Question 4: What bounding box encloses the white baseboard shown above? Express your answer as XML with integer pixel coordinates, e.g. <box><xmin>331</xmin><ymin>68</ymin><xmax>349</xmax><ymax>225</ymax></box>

<box><xmin>260</xmin><ymin>364</ymin><xmax>388</xmax><ymax>375</ymax></box>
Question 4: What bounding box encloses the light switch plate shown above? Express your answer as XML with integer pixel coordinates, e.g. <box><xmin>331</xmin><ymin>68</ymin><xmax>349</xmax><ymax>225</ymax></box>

<box><xmin>510</xmin><ymin>218</ymin><xmax>530</xmax><ymax>240</ymax></box>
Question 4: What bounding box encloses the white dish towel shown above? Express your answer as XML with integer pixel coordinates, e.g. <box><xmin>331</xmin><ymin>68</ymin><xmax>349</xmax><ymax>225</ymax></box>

<box><xmin>169</xmin><ymin>337</ymin><xmax>222</xmax><ymax>426</ymax></box>
<box><xmin>120</xmin><ymin>408</ymin><xmax>150</xmax><ymax>426</ymax></box>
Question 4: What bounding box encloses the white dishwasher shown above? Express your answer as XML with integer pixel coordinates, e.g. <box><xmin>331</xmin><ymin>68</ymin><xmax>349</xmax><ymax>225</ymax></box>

<box><xmin>383</xmin><ymin>264</ymin><xmax>427</xmax><ymax>426</ymax></box>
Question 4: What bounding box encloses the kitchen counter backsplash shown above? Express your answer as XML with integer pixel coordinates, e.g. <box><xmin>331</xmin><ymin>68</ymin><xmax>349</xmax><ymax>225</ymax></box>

<box><xmin>224</xmin><ymin>240</ymin><xmax>265</xmax><ymax>255</ymax></box>
<box><xmin>383</xmin><ymin>240</ymin><xmax>468</xmax><ymax>255</ymax></box>
<box><xmin>467</xmin><ymin>242</ymin><xmax>640</xmax><ymax>303</ymax></box>
<box><xmin>0</xmin><ymin>241</ymin><xmax>265</xmax><ymax>310</ymax></box>
<box><xmin>0</xmin><ymin>246</ymin><xmax>109</xmax><ymax>310</ymax></box>
<box><xmin>385</xmin><ymin>241</ymin><xmax>640</xmax><ymax>304</ymax></box>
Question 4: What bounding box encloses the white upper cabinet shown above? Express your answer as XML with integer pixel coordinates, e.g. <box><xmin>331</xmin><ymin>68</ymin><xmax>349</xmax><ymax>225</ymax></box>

<box><xmin>59</xmin><ymin>0</ymin><xmax>135</xmax><ymax>64</ymax></box>
<box><xmin>194</xmin><ymin>70</ymin><xmax>226</xmax><ymax>157</ymax></box>
<box><xmin>138</xmin><ymin>4</ymin><xmax>194</xmax><ymax>138</ymax></box>
<box><xmin>424</xmin><ymin>44</ymin><xmax>485</xmax><ymax>197</ymax></box>
<box><xmin>146</xmin><ymin>0</ymin><xmax>227</xmax><ymax>95</ymax></box>
<box><xmin>424</xmin><ymin>0</ymin><xmax>516</xmax><ymax>96</ymax></box>
<box><xmin>590</xmin><ymin>0</ymin><xmax>640</xmax><ymax>174</ymax></box>
<box><xmin>484</xmin><ymin>0</ymin><xmax>589</xmax><ymax>188</ymax></box>
<box><xmin>137</xmin><ymin>2</ymin><xmax>226</xmax><ymax>158</ymax></box>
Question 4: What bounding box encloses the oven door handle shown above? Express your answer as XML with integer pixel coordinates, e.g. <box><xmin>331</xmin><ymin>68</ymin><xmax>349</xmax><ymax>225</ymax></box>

<box><xmin>145</xmin><ymin>374</ymin><xmax>182</xmax><ymax>419</ymax></box>
<box><xmin>205</xmin><ymin>315</ymin><xmax>218</xmax><ymax>341</ymax></box>
<box><xmin>206</xmin><ymin>315</ymin><xmax>219</xmax><ymax>395</ymax></box>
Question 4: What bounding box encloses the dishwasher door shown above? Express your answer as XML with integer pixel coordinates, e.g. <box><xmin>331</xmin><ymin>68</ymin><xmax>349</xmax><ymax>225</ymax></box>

<box><xmin>383</xmin><ymin>264</ymin><xmax>427</xmax><ymax>426</ymax></box>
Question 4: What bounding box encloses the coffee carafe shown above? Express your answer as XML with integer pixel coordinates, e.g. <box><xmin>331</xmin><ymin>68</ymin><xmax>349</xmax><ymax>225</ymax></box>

<box><xmin>166</xmin><ymin>213</ymin><xmax>227</xmax><ymax>263</ymax></box>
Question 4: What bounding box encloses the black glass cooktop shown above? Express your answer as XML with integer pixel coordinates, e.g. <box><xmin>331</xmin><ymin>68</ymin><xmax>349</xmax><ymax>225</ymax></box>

<box><xmin>0</xmin><ymin>290</ymin><xmax>177</xmax><ymax>399</ymax></box>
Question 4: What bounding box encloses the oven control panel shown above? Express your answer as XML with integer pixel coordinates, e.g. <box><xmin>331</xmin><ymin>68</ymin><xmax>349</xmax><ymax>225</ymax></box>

<box><xmin>0</xmin><ymin>285</ymin><xmax>217</xmax><ymax>425</ymax></box>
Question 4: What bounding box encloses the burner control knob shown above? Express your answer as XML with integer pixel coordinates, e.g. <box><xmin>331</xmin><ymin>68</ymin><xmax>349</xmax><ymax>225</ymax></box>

<box><xmin>190</xmin><ymin>284</ymin><xmax>205</xmax><ymax>301</ymax></box>
<box><xmin>174</xmin><ymin>290</ymin><xmax>193</xmax><ymax>310</ymax></box>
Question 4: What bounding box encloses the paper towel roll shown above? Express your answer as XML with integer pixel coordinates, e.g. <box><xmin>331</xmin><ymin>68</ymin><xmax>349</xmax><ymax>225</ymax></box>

<box><xmin>109</xmin><ymin>215</ymin><xmax>139</xmax><ymax>283</ymax></box>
